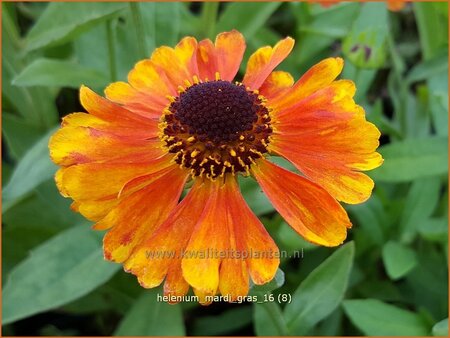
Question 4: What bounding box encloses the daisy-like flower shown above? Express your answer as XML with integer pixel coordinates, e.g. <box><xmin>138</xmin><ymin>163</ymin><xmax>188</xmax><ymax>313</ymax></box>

<box><xmin>50</xmin><ymin>30</ymin><xmax>382</xmax><ymax>304</ymax></box>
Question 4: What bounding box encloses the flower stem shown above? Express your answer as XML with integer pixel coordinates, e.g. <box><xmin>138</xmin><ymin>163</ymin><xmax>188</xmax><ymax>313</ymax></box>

<box><xmin>129</xmin><ymin>2</ymin><xmax>147</xmax><ymax>59</ymax></box>
<box><xmin>201</xmin><ymin>1</ymin><xmax>220</xmax><ymax>39</ymax></box>
<box><xmin>106</xmin><ymin>20</ymin><xmax>117</xmax><ymax>82</ymax></box>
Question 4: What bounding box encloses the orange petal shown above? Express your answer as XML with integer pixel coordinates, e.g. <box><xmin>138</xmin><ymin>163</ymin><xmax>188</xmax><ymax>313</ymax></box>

<box><xmin>164</xmin><ymin>264</ymin><xmax>190</xmax><ymax>303</ymax></box>
<box><xmin>215</xmin><ymin>30</ymin><xmax>246</xmax><ymax>81</ymax></box>
<box><xmin>150</xmin><ymin>38</ymin><xmax>197</xmax><ymax>87</ymax></box>
<box><xmin>182</xmin><ymin>177</ymin><xmax>278</xmax><ymax>297</ymax></box>
<box><xmin>259</xmin><ymin>71</ymin><xmax>294</xmax><ymax>100</ymax></box>
<box><xmin>196</xmin><ymin>30</ymin><xmax>246</xmax><ymax>82</ymax></box>
<box><xmin>123</xmin><ymin>179</ymin><xmax>210</xmax><ymax>288</ymax></box>
<box><xmin>270</xmin><ymin>81</ymin><xmax>383</xmax><ymax>204</ymax></box>
<box><xmin>101</xmin><ymin>166</ymin><xmax>187</xmax><ymax>263</ymax></box>
<box><xmin>224</xmin><ymin>178</ymin><xmax>279</xmax><ymax>285</ymax></box>
<box><xmin>196</xmin><ymin>39</ymin><xmax>217</xmax><ymax>81</ymax></box>
<box><xmin>79</xmin><ymin>86</ymin><xmax>158</xmax><ymax>130</ymax></box>
<box><xmin>49</xmin><ymin>126</ymin><xmax>164</xmax><ymax>166</ymax></box>
<box><xmin>175</xmin><ymin>36</ymin><xmax>199</xmax><ymax>78</ymax></box>
<box><xmin>104</xmin><ymin>81</ymin><xmax>165</xmax><ymax>119</ymax></box>
<box><xmin>58</xmin><ymin>157</ymin><xmax>172</xmax><ymax>202</ymax></box>
<box><xmin>181</xmin><ymin>180</ymin><xmax>228</xmax><ymax>296</ymax></box>
<box><xmin>60</xmin><ymin>113</ymin><xmax>156</xmax><ymax>140</ymax></box>
<box><xmin>128</xmin><ymin>59</ymin><xmax>177</xmax><ymax>97</ymax></box>
<box><xmin>270</xmin><ymin>57</ymin><xmax>344</xmax><ymax>110</ymax></box>
<box><xmin>242</xmin><ymin>37</ymin><xmax>295</xmax><ymax>90</ymax></box>
<box><xmin>252</xmin><ymin>160</ymin><xmax>351</xmax><ymax>247</ymax></box>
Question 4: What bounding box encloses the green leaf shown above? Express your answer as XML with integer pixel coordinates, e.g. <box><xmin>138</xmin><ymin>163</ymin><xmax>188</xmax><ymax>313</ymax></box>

<box><xmin>153</xmin><ymin>2</ymin><xmax>182</xmax><ymax>47</ymax></box>
<box><xmin>216</xmin><ymin>2</ymin><xmax>282</xmax><ymax>39</ymax></box>
<box><xmin>406</xmin><ymin>50</ymin><xmax>448</xmax><ymax>84</ymax></box>
<box><xmin>2</xmin><ymin>224</ymin><xmax>119</xmax><ymax>324</ymax></box>
<box><xmin>114</xmin><ymin>289</ymin><xmax>185</xmax><ymax>336</ymax></box>
<box><xmin>2</xmin><ymin>128</ymin><xmax>57</xmax><ymax>213</ymax></box>
<box><xmin>284</xmin><ymin>242</ymin><xmax>355</xmax><ymax>334</ymax></box>
<box><xmin>249</xmin><ymin>268</ymin><xmax>285</xmax><ymax>296</ymax></box>
<box><xmin>414</xmin><ymin>2</ymin><xmax>448</xmax><ymax>60</ymax></box>
<box><xmin>254</xmin><ymin>301</ymin><xmax>289</xmax><ymax>336</ymax></box>
<box><xmin>417</xmin><ymin>218</ymin><xmax>448</xmax><ymax>242</ymax></box>
<box><xmin>399</xmin><ymin>177</ymin><xmax>441</xmax><ymax>243</ymax></box>
<box><xmin>25</xmin><ymin>2</ymin><xmax>127</xmax><ymax>52</ymax></box>
<box><xmin>370</xmin><ymin>137</ymin><xmax>448</xmax><ymax>182</ymax></box>
<box><xmin>343</xmin><ymin>299</ymin><xmax>430</xmax><ymax>336</ymax></box>
<box><xmin>1</xmin><ymin>113</ymin><xmax>46</xmax><ymax>160</ymax></box>
<box><xmin>432</xmin><ymin>318</ymin><xmax>448</xmax><ymax>336</ymax></box>
<box><xmin>382</xmin><ymin>241</ymin><xmax>418</xmax><ymax>280</ymax></box>
<box><xmin>191</xmin><ymin>306</ymin><xmax>252</xmax><ymax>336</ymax></box>
<box><xmin>13</xmin><ymin>58</ymin><xmax>109</xmax><ymax>88</ymax></box>
<box><xmin>342</xmin><ymin>2</ymin><xmax>388</xmax><ymax>69</ymax></box>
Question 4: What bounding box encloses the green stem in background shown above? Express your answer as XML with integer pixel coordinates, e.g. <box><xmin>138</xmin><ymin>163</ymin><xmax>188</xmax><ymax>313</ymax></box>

<box><xmin>106</xmin><ymin>20</ymin><xmax>117</xmax><ymax>82</ymax></box>
<box><xmin>129</xmin><ymin>2</ymin><xmax>147</xmax><ymax>59</ymax></box>
<box><xmin>200</xmin><ymin>1</ymin><xmax>220</xmax><ymax>39</ymax></box>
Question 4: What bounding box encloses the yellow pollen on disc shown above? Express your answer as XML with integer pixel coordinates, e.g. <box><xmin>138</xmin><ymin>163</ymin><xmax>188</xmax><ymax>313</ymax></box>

<box><xmin>159</xmin><ymin>78</ymin><xmax>273</xmax><ymax>180</ymax></box>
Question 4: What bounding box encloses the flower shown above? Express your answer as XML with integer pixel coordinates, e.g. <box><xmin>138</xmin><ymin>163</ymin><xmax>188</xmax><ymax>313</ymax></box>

<box><xmin>49</xmin><ymin>30</ymin><xmax>382</xmax><ymax>304</ymax></box>
<box><xmin>312</xmin><ymin>0</ymin><xmax>407</xmax><ymax>11</ymax></box>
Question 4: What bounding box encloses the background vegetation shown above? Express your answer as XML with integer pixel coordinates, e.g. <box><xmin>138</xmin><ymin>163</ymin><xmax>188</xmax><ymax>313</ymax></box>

<box><xmin>2</xmin><ymin>1</ymin><xmax>448</xmax><ymax>336</ymax></box>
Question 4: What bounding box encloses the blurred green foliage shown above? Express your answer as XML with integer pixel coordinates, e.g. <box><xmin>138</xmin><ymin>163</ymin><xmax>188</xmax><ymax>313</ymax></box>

<box><xmin>1</xmin><ymin>1</ymin><xmax>448</xmax><ymax>336</ymax></box>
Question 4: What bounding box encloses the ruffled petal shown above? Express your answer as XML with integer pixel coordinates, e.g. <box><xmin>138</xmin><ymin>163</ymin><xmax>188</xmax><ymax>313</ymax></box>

<box><xmin>104</xmin><ymin>81</ymin><xmax>165</xmax><ymax>119</ymax></box>
<box><xmin>123</xmin><ymin>179</ymin><xmax>210</xmax><ymax>290</ymax></box>
<box><xmin>222</xmin><ymin>178</ymin><xmax>279</xmax><ymax>286</ymax></box>
<box><xmin>196</xmin><ymin>39</ymin><xmax>217</xmax><ymax>81</ymax></box>
<box><xmin>242</xmin><ymin>37</ymin><xmax>295</xmax><ymax>90</ymax></box>
<box><xmin>60</xmin><ymin>113</ymin><xmax>155</xmax><ymax>140</ymax></box>
<box><xmin>270</xmin><ymin>57</ymin><xmax>344</xmax><ymax>110</ymax></box>
<box><xmin>214</xmin><ymin>30</ymin><xmax>246</xmax><ymax>81</ymax></box>
<box><xmin>49</xmin><ymin>126</ymin><xmax>164</xmax><ymax>166</ymax></box>
<box><xmin>181</xmin><ymin>180</ymin><xmax>229</xmax><ymax>297</ymax></box>
<box><xmin>128</xmin><ymin>59</ymin><xmax>177</xmax><ymax>97</ymax></box>
<box><xmin>80</xmin><ymin>86</ymin><xmax>159</xmax><ymax>130</ymax></box>
<box><xmin>252</xmin><ymin>159</ymin><xmax>351</xmax><ymax>247</ymax></box>
<box><xmin>58</xmin><ymin>157</ymin><xmax>172</xmax><ymax>203</ymax></box>
<box><xmin>270</xmin><ymin>80</ymin><xmax>383</xmax><ymax>204</ymax></box>
<box><xmin>196</xmin><ymin>30</ymin><xmax>246</xmax><ymax>82</ymax></box>
<box><xmin>259</xmin><ymin>71</ymin><xmax>294</xmax><ymax>100</ymax></box>
<box><xmin>101</xmin><ymin>165</ymin><xmax>187</xmax><ymax>263</ymax></box>
<box><xmin>150</xmin><ymin>37</ymin><xmax>198</xmax><ymax>87</ymax></box>
<box><xmin>182</xmin><ymin>177</ymin><xmax>279</xmax><ymax>299</ymax></box>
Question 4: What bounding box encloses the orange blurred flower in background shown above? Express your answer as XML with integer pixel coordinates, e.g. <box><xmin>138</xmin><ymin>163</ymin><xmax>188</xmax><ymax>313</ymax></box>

<box><xmin>49</xmin><ymin>30</ymin><xmax>382</xmax><ymax>304</ymax></box>
<box><xmin>312</xmin><ymin>0</ymin><xmax>407</xmax><ymax>11</ymax></box>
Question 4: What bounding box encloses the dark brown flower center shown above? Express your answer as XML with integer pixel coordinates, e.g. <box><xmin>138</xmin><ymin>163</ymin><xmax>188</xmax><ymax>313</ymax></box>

<box><xmin>160</xmin><ymin>80</ymin><xmax>272</xmax><ymax>180</ymax></box>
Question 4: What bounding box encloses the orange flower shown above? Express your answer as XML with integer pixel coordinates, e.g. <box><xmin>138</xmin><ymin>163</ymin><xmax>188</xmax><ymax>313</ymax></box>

<box><xmin>49</xmin><ymin>30</ymin><xmax>382</xmax><ymax>304</ymax></box>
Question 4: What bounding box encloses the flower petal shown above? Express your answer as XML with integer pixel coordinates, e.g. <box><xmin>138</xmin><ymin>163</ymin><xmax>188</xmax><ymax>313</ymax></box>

<box><xmin>222</xmin><ymin>178</ymin><xmax>279</xmax><ymax>285</ymax></box>
<box><xmin>242</xmin><ymin>37</ymin><xmax>295</xmax><ymax>90</ymax></box>
<box><xmin>196</xmin><ymin>30</ymin><xmax>246</xmax><ymax>82</ymax></box>
<box><xmin>58</xmin><ymin>157</ymin><xmax>172</xmax><ymax>202</ymax></box>
<box><xmin>123</xmin><ymin>179</ymin><xmax>210</xmax><ymax>289</ymax></box>
<box><xmin>80</xmin><ymin>86</ymin><xmax>158</xmax><ymax>129</ymax></box>
<box><xmin>60</xmin><ymin>113</ymin><xmax>156</xmax><ymax>140</ymax></box>
<box><xmin>259</xmin><ymin>71</ymin><xmax>294</xmax><ymax>100</ymax></box>
<box><xmin>128</xmin><ymin>59</ymin><xmax>177</xmax><ymax>97</ymax></box>
<box><xmin>196</xmin><ymin>39</ymin><xmax>217</xmax><ymax>81</ymax></box>
<box><xmin>182</xmin><ymin>177</ymin><xmax>279</xmax><ymax>297</ymax></box>
<box><xmin>104</xmin><ymin>81</ymin><xmax>165</xmax><ymax>119</ymax></box>
<box><xmin>150</xmin><ymin>37</ymin><xmax>198</xmax><ymax>87</ymax></box>
<box><xmin>49</xmin><ymin>126</ymin><xmax>164</xmax><ymax>166</ymax></box>
<box><xmin>252</xmin><ymin>159</ymin><xmax>351</xmax><ymax>247</ymax></box>
<box><xmin>270</xmin><ymin>57</ymin><xmax>344</xmax><ymax>110</ymax></box>
<box><xmin>215</xmin><ymin>30</ymin><xmax>246</xmax><ymax>81</ymax></box>
<box><xmin>101</xmin><ymin>166</ymin><xmax>187</xmax><ymax>263</ymax></box>
<box><xmin>270</xmin><ymin>81</ymin><xmax>383</xmax><ymax>204</ymax></box>
<box><xmin>181</xmin><ymin>180</ymin><xmax>228</xmax><ymax>296</ymax></box>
